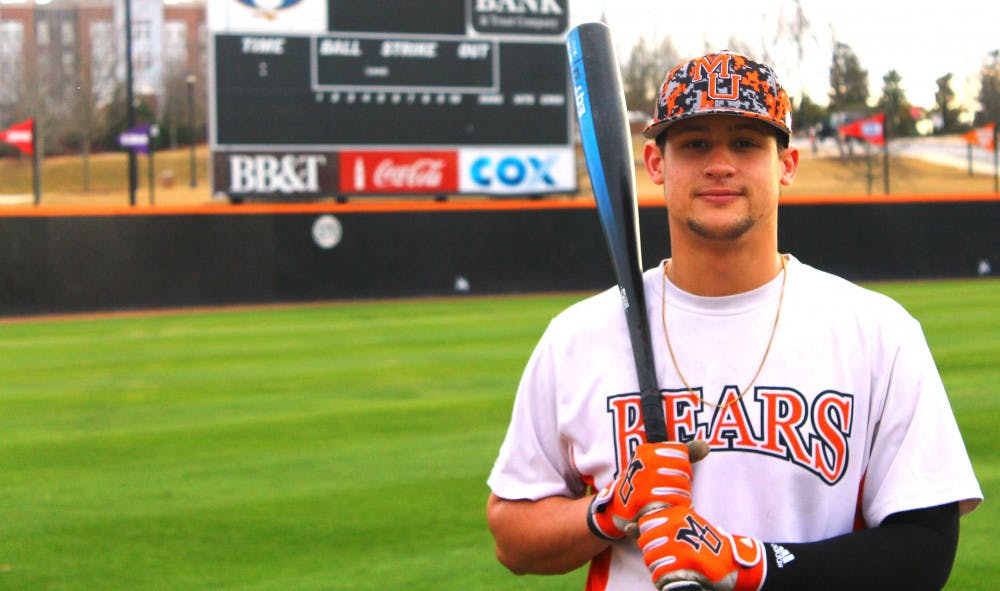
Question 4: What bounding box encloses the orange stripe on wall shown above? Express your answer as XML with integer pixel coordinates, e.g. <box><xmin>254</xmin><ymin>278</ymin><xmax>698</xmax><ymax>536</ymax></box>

<box><xmin>0</xmin><ymin>199</ymin><xmax>593</xmax><ymax>218</ymax></box>
<box><xmin>778</xmin><ymin>192</ymin><xmax>1000</xmax><ymax>205</ymax></box>
<box><xmin>0</xmin><ymin>193</ymin><xmax>996</xmax><ymax>218</ymax></box>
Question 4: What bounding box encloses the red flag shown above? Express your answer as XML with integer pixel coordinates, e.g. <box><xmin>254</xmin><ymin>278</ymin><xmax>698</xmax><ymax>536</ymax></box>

<box><xmin>962</xmin><ymin>123</ymin><xmax>995</xmax><ymax>150</ymax></box>
<box><xmin>0</xmin><ymin>118</ymin><xmax>34</xmax><ymax>155</ymax></box>
<box><xmin>839</xmin><ymin>113</ymin><xmax>885</xmax><ymax>146</ymax></box>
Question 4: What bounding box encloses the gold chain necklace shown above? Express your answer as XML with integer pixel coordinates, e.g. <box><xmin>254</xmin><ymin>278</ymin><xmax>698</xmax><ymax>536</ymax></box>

<box><xmin>660</xmin><ymin>255</ymin><xmax>787</xmax><ymax>409</ymax></box>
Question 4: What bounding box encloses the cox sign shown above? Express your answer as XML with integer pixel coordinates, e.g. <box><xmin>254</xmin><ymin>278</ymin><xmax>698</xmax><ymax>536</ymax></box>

<box><xmin>459</xmin><ymin>148</ymin><xmax>576</xmax><ymax>195</ymax></box>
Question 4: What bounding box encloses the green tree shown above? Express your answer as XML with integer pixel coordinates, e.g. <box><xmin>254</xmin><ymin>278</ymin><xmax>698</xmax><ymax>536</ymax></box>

<box><xmin>828</xmin><ymin>41</ymin><xmax>869</xmax><ymax>114</ymax></box>
<box><xmin>621</xmin><ymin>36</ymin><xmax>680</xmax><ymax>116</ymax></box>
<box><xmin>933</xmin><ymin>73</ymin><xmax>959</xmax><ymax>133</ymax></box>
<box><xmin>975</xmin><ymin>49</ymin><xmax>1000</xmax><ymax>126</ymax></box>
<box><xmin>794</xmin><ymin>93</ymin><xmax>827</xmax><ymax>132</ymax></box>
<box><xmin>877</xmin><ymin>70</ymin><xmax>916</xmax><ymax>137</ymax></box>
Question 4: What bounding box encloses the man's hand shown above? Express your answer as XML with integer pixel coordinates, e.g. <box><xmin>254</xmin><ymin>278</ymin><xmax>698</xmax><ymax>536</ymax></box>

<box><xmin>587</xmin><ymin>441</ymin><xmax>707</xmax><ymax>540</ymax></box>
<box><xmin>638</xmin><ymin>505</ymin><xmax>766</xmax><ymax>591</ymax></box>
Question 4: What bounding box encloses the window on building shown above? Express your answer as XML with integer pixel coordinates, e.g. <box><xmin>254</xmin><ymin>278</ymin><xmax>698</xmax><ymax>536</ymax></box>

<box><xmin>89</xmin><ymin>20</ymin><xmax>115</xmax><ymax>106</ymax></box>
<box><xmin>165</xmin><ymin>20</ymin><xmax>187</xmax><ymax>63</ymax></box>
<box><xmin>36</xmin><ymin>21</ymin><xmax>50</xmax><ymax>46</ymax></box>
<box><xmin>61</xmin><ymin>21</ymin><xmax>75</xmax><ymax>46</ymax></box>
<box><xmin>0</xmin><ymin>21</ymin><xmax>25</xmax><ymax>104</ymax></box>
<box><xmin>62</xmin><ymin>50</ymin><xmax>76</xmax><ymax>79</ymax></box>
<box><xmin>132</xmin><ymin>20</ymin><xmax>151</xmax><ymax>43</ymax></box>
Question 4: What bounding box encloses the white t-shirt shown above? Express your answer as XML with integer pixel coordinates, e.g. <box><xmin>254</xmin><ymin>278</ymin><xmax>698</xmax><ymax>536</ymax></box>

<box><xmin>488</xmin><ymin>256</ymin><xmax>982</xmax><ymax>591</ymax></box>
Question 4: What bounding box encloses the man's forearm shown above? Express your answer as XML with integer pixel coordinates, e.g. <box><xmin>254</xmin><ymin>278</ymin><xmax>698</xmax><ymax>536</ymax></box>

<box><xmin>763</xmin><ymin>503</ymin><xmax>959</xmax><ymax>591</ymax></box>
<box><xmin>487</xmin><ymin>493</ymin><xmax>609</xmax><ymax>574</ymax></box>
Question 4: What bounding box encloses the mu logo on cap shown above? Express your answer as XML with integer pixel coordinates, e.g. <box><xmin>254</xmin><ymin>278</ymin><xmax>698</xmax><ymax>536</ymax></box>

<box><xmin>692</xmin><ymin>54</ymin><xmax>741</xmax><ymax>101</ymax></box>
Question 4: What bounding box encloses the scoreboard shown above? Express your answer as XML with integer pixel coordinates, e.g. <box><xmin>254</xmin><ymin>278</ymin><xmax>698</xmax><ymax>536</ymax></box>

<box><xmin>208</xmin><ymin>0</ymin><xmax>575</xmax><ymax>200</ymax></box>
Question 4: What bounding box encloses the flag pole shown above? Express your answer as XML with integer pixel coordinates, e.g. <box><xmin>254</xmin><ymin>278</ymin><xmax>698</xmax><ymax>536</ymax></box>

<box><xmin>993</xmin><ymin>121</ymin><xmax>998</xmax><ymax>193</ymax></box>
<box><xmin>882</xmin><ymin>111</ymin><xmax>890</xmax><ymax>195</ymax></box>
<box><xmin>865</xmin><ymin>141</ymin><xmax>873</xmax><ymax>195</ymax></box>
<box><xmin>31</xmin><ymin>118</ymin><xmax>41</xmax><ymax>206</ymax></box>
<box><xmin>148</xmin><ymin>126</ymin><xmax>156</xmax><ymax>206</ymax></box>
<box><xmin>124</xmin><ymin>0</ymin><xmax>138</xmax><ymax>206</ymax></box>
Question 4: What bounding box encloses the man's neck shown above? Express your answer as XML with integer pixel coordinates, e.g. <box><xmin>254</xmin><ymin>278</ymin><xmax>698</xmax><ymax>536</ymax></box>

<box><xmin>666</xmin><ymin>241</ymin><xmax>784</xmax><ymax>297</ymax></box>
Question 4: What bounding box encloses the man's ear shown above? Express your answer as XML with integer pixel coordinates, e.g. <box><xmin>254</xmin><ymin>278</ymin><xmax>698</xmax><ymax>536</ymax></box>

<box><xmin>643</xmin><ymin>140</ymin><xmax>665</xmax><ymax>186</ymax></box>
<box><xmin>780</xmin><ymin>145</ymin><xmax>800</xmax><ymax>186</ymax></box>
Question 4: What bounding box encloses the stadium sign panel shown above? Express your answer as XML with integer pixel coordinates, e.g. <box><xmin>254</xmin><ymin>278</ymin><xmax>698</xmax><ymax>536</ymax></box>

<box><xmin>207</xmin><ymin>0</ymin><xmax>574</xmax><ymax>201</ymax></box>
<box><xmin>212</xmin><ymin>152</ymin><xmax>339</xmax><ymax>199</ymax></box>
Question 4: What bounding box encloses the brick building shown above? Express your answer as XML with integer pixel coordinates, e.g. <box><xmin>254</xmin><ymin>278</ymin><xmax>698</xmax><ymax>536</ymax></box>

<box><xmin>0</xmin><ymin>0</ymin><xmax>205</xmax><ymax>147</ymax></box>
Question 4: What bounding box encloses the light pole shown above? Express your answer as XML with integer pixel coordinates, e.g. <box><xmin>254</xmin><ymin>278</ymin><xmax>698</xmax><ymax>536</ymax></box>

<box><xmin>186</xmin><ymin>73</ymin><xmax>197</xmax><ymax>188</ymax></box>
<box><xmin>124</xmin><ymin>0</ymin><xmax>137</xmax><ymax>205</ymax></box>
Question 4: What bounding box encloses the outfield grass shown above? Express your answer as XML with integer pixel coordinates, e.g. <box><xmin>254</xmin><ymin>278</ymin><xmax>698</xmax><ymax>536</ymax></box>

<box><xmin>1</xmin><ymin>280</ymin><xmax>996</xmax><ymax>590</ymax></box>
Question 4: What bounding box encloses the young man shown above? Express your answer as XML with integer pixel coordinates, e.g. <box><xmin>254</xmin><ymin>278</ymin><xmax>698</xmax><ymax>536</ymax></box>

<box><xmin>486</xmin><ymin>51</ymin><xmax>982</xmax><ymax>591</ymax></box>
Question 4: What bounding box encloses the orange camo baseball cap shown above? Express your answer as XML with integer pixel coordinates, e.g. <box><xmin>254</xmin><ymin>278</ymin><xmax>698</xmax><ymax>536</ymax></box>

<box><xmin>642</xmin><ymin>51</ymin><xmax>793</xmax><ymax>140</ymax></box>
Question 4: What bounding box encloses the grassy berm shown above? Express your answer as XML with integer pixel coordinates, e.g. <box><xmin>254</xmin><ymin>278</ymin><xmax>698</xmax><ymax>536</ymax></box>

<box><xmin>0</xmin><ymin>137</ymin><xmax>997</xmax><ymax>208</ymax></box>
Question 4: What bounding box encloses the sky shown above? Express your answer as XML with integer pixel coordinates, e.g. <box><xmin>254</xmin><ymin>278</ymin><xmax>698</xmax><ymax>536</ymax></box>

<box><xmin>569</xmin><ymin>0</ymin><xmax>999</xmax><ymax>111</ymax></box>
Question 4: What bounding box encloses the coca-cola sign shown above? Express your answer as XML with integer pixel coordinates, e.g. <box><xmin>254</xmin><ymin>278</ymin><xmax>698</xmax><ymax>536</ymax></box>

<box><xmin>340</xmin><ymin>151</ymin><xmax>459</xmax><ymax>194</ymax></box>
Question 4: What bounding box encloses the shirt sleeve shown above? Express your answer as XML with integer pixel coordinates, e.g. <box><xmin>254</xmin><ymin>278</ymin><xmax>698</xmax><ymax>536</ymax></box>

<box><xmin>487</xmin><ymin>322</ymin><xmax>586</xmax><ymax>501</ymax></box>
<box><xmin>861</xmin><ymin>315</ymin><xmax>983</xmax><ymax>527</ymax></box>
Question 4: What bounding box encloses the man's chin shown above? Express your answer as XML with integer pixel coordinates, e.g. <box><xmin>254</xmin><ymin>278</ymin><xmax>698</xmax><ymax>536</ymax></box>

<box><xmin>687</xmin><ymin>216</ymin><xmax>755</xmax><ymax>241</ymax></box>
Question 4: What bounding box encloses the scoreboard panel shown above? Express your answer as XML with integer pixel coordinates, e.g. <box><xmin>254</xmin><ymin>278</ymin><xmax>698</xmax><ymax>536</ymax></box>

<box><xmin>313</xmin><ymin>36</ymin><xmax>497</xmax><ymax>91</ymax></box>
<box><xmin>214</xmin><ymin>35</ymin><xmax>568</xmax><ymax>146</ymax></box>
<box><xmin>208</xmin><ymin>0</ymin><xmax>575</xmax><ymax>200</ymax></box>
<box><xmin>325</xmin><ymin>0</ymin><xmax>467</xmax><ymax>35</ymax></box>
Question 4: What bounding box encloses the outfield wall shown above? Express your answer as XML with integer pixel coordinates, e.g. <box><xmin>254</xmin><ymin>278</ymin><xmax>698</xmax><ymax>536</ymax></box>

<box><xmin>0</xmin><ymin>197</ymin><xmax>997</xmax><ymax>316</ymax></box>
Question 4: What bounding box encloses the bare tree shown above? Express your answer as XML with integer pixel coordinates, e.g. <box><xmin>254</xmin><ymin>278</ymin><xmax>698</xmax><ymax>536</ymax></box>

<box><xmin>159</xmin><ymin>56</ymin><xmax>205</xmax><ymax>151</ymax></box>
<box><xmin>621</xmin><ymin>36</ymin><xmax>679</xmax><ymax>116</ymax></box>
<box><xmin>975</xmin><ymin>49</ymin><xmax>1000</xmax><ymax>126</ymax></box>
<box><xmin>724</xmin><ymin>36</ymin><xmax>760</xmax><ymax>61</ymax></box>
<box><xmin>934</xmin><ymin>73</ymin><xmax>959</xmax><ymax>133</ymax></box>
<box><xmin>786</xmin><ymin>1</ymin><xmax>816</xmax><ymax>79</ymax></box>
<box><xmin>829</xmin><ymin>41</ymin><xmax>869</xmax><ymax>114</ymax></box>
<box><xmin>877</xmin><ymin>69</ymin><xmax>916</xmax><ymax>137</ymax></box>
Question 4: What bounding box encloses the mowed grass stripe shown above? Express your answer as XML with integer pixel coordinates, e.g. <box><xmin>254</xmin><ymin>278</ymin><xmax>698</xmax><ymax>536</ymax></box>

<box><xmin>871</xmin><ymin>279</ymin><xmax>999</xmax><ymax>588</ymax></box>
<box><xmin>1</xmin><ymin>282</ymin><xmax>996</xmax><ymax>590</ymax></box>
<box><xmin>1</xmin><ymin>296</ymin><xmax>584</xmax><ymax>590</ymax></box>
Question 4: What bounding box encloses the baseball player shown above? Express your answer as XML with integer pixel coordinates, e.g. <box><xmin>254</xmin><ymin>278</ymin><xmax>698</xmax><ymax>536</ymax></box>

<box><xmin>486</xmin><ymin>51</ymin><xmax>982</xmax><ymax>591</ymax></box>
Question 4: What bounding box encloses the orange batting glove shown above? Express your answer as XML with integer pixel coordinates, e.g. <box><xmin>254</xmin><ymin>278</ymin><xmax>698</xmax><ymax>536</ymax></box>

<box><xmin>638</xmin><ymin>505</ymin><xmax>766</xmax><ymax>591</ymax></box>
<box><xmin>588</xmin><ymin>441</ymin><xmax>706</xmax><ymax>540</ymax></box>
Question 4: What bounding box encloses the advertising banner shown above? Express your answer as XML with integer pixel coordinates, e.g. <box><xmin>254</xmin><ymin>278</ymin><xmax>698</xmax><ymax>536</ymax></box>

<box><xmin>339</xmin><ymin>151</ymin><xmax>459</xmax><ymax>194</ymax></box>
<box><xmin>213</xmin><ymin>151</ymin><xmax>340</xmax><ymax>199</ymax></box>
<box><xmin>459</xmin><ymin>147</ymin><xmax>576</xmax><ymax>195</ymax></box>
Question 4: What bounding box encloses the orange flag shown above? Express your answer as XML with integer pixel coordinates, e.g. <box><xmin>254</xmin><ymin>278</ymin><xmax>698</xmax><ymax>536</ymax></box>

<box><xmin>962</xmin><ymin>124</ymin><xmax>995</xmax><ymax>150</ymax></box>
<box><xmin>839</xmin><ymin>113</ymin><xmax>885</xmax><ymax>146</ymax></box>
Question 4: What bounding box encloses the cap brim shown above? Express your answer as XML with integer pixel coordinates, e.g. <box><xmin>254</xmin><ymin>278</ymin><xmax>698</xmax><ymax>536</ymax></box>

<box><xmin>641</xmin><ymin>109</ymin><xmax>791</xmax><ymax>140</ymax></box>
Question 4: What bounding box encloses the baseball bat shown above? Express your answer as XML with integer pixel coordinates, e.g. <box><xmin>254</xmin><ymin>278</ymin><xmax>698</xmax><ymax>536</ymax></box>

<box><xmin>567</xmin><ymin>24</ymin><xmax>703</xmax><ymax>591</ymax></box>
<box><xmin>566</xmin><ymin>22</ymin><xmax>668</xmax><ymax>444</ymax></box>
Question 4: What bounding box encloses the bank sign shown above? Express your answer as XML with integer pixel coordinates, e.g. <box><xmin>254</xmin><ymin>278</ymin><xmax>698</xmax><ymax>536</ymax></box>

<box><xmin>213</xmin><ymin>147</ymin><xmax>576</xmax><ymax>199</ymax></box>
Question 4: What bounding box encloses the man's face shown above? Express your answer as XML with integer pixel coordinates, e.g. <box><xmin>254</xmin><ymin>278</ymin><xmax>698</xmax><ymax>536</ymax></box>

<box><xmin>643</xmin><ymin>115</ymin><xmax>798</xmax><ymax>243</ymax></box>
